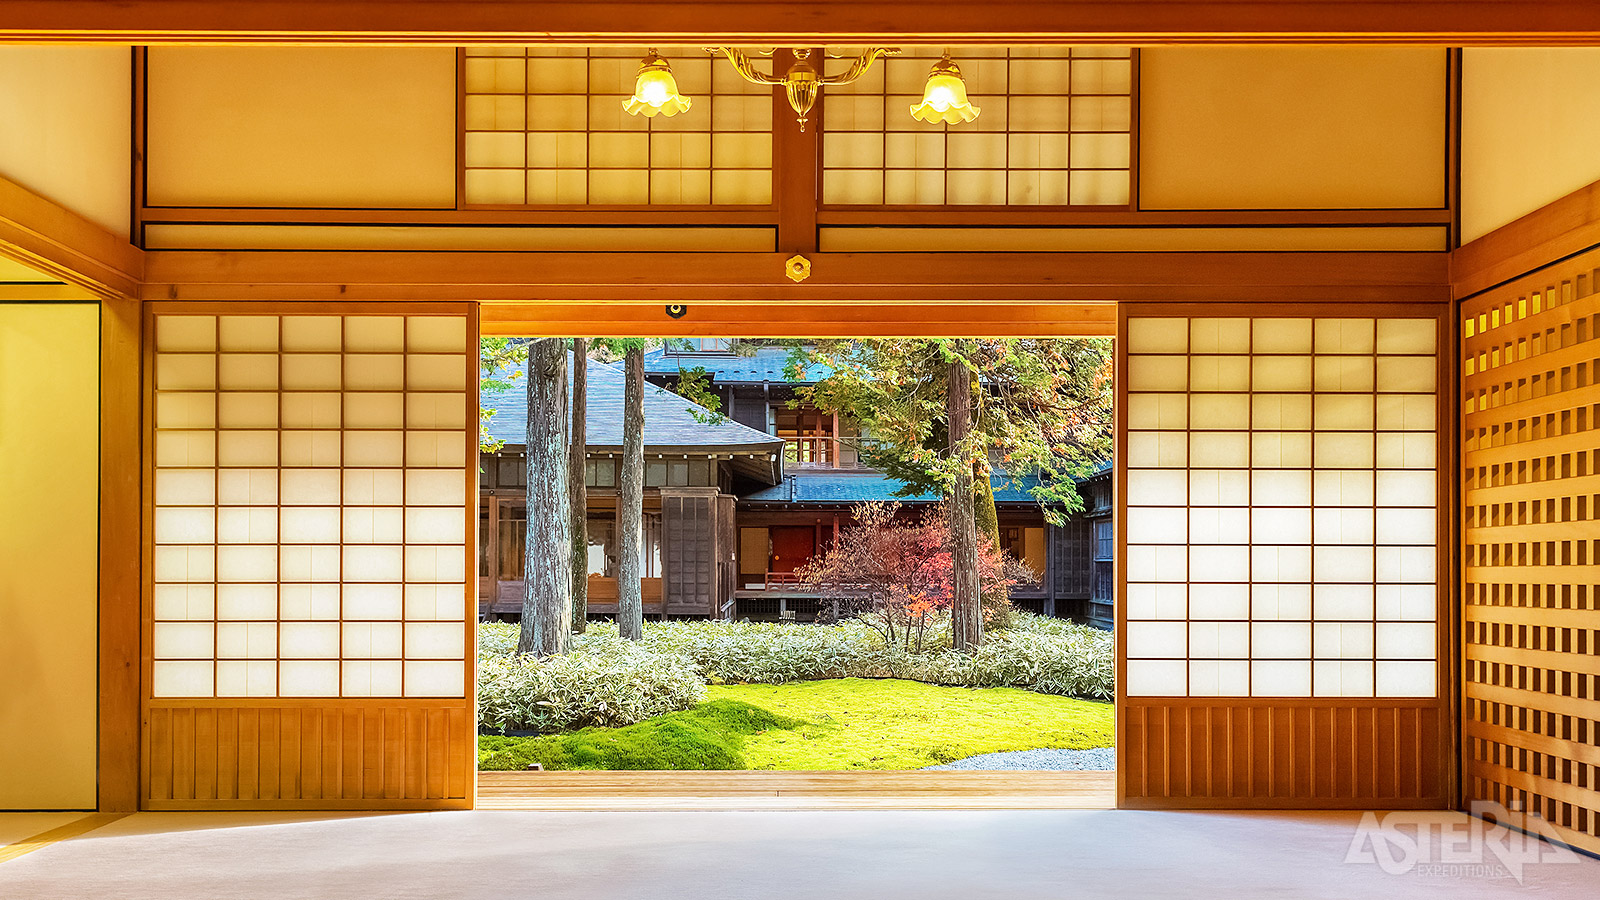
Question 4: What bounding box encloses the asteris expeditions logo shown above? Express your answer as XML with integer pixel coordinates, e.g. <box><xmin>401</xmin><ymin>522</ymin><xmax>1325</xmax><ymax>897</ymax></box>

<box><xmin>1345</xmin><ymin>801</ymin><xmax>1583</xmax><ymax>884</ymax></box>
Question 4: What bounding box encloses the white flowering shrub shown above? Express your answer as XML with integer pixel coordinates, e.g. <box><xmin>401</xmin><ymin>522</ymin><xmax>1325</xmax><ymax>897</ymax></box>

<box><xmin>476</xmin><ymin>638</ymin><xmax>704</xmax><ymax>733</ymax></box>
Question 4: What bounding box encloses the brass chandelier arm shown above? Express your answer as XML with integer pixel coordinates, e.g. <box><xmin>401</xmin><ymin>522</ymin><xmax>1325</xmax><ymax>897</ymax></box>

<box><xmin>816</xmin><ymin>47</ymin><xmax>900</xmax><ymax>86</ymax></box>
<box><xmin>708</xmin><ymin>47</ymin><xmax>788</xmax><ymax>86</ymax></box>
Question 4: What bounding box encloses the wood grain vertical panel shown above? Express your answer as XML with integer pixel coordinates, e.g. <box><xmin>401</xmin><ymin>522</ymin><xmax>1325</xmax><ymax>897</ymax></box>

<box><xmin>279</xmin><ymin>710</ymin><xmax>300</xmax><ymax>800</ymax></box>
<box><xmin>193</xmin><ymin>708</ymin><xmax>216</xmax><ymax>801</ymax></box>
<box><xmin>100</xmin><ymin>296</ymin><xmax>142</xmax><ymax>813</ymax></box>
<box><xmin>147</xmin><ymin>709</ymin><xmax>171</xmax><ymax>802</ymax></box>
<box><xmin>425</xmin><ymin>709</ymin><xmax>447</xmax><ymax>799</ymax></box>
<box><xmin>217</xmin><ymin>708</ymin><xmax>238</xmax><ymax>800</ymax></box>
<box><xmin>405</xmin><ymin>709</ymin><xmax>426</xmax><ymax>799</ymax></box>
<box><xmin>238</xmin><ymin>709</ymin><xmax>259</xmax><ymax>801</ymax></box>
<box><xmin>171</xmin><ymin>709</ymin><xmax>194</xmax><ymax>801</ymax></box>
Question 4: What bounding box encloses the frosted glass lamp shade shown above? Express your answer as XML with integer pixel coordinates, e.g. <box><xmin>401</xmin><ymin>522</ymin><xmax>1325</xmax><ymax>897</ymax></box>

<box><xmin>623</xmin><ymin>53</ymin><xmax>692</xmax><ymax>118</ymax></box>
<box><xmin>910</xmin><ymin>57</ymin><xmax>980</xmax><ymax>125</ymax></box>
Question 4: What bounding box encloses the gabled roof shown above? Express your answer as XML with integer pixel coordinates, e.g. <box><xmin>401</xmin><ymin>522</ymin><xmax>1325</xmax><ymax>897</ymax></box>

<box><xmin>642</xmin><ymin>344</ymin><xmax>833</xmax><ymax>385</ymax></box>
<box><xmin>481</xmin><ymin>356</ymin><xmax>786</xmax><ymax>484</ymax></box>
<box><xmin>742</xmin><ymin>471</ymin><xmax>1048</xmax><ymax>505</ymax></box>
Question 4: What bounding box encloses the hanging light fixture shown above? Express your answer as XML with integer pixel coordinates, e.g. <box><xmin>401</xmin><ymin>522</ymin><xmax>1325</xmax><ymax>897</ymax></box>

<box><xmin>711</xmin><ymin>47</ymin><xmax>898</xmax><ymax>131</ymax></box>
<box><xmin>909</xmin><ymin>54</ymin><xmax>980</xmax><ymax>125</ymax></box>
<box><xmin>623</xmin><ymin>50</ymin><xmax>692</xmax><ymax>118</ymax></box>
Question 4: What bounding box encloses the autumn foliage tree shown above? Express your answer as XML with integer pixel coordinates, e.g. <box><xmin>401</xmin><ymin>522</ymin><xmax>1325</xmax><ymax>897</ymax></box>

<box><xmin>797</xmin><ymin>503</ymin><xmax>1027</xmax><ymax>652</ymax></box>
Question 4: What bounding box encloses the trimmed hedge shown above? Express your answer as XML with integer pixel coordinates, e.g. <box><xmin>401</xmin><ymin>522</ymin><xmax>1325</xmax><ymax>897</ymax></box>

<box><xmin>477</xmin><ymin>614</ymin><xmax>1112</xmax><ymax>732</ymax></box>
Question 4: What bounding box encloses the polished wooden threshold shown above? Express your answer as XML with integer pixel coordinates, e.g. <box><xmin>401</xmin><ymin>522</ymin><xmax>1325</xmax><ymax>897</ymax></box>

<box><xmin>477</xmin><ymin>770</ymin><xmax>1115</xmax><ymax>810</ymax></box>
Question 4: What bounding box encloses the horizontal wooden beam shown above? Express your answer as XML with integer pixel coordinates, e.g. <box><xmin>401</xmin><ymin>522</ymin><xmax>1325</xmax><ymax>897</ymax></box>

<box><xmin>0</xmin><ymin>174</ymin><xmax>144</xmax><ymax>300</ymax></box>
<box><xmin>481</xmin><ymin>302</ymin><xmax>1116</xmax><ymax>337</ymax></box>
<box><xmin>1452</xmin><ymin>178</ymin><xmax>1600</xmax><ymax>300</ymax></box>
<box><xmin>2</xmin><ymin>1</ymin><xmax>1600</xmax><ymax>45</ymax></box>
<box><xmin>141</xmin><ymin>250</ymin><xmax>1450</xmax><ymax>303</ymax></box>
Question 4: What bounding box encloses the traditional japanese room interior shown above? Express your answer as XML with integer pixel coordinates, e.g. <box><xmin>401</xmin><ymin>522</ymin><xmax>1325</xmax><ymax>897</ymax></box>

<box><xmin>0</xmin><ymin>3</ymin><xmax>1598</xmax><ymax>897</ymax></box>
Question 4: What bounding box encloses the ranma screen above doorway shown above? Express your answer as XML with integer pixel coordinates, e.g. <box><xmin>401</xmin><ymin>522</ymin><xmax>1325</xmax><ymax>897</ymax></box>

<box><xmin>1122</xmin><ymin>314</ymin><xmax>1442</xmax><ymax>699</ymax></box>
<box><xmin>149</xmin><ymin>312</ymin><xmax>474</xmax><ymax>700</ymax></box>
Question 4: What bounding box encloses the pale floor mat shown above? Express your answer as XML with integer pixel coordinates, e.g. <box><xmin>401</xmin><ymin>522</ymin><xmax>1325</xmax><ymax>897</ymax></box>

<box><xmin>1</xmin><ymin>808</ymin><xmax>1595</xmax><ymax>899</ymax></box>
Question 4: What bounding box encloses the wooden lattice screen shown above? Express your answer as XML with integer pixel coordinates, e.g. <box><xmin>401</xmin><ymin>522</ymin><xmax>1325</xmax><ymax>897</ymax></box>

<box><xmin>660</xmin><ymin>488</ymin><xmax>719</xmax><ymax>615</ymax></box>
<box><xmin>1461</xmin><ymin>248</ymin><xmax>1600</xmax><ymax>855</ymax></box>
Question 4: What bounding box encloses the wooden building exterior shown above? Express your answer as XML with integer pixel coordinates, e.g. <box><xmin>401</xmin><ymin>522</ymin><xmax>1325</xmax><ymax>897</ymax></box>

<box><xmin>477</xmin><ymin>356</ymin><xmax>783</xmax><ymax>619</ymax></box>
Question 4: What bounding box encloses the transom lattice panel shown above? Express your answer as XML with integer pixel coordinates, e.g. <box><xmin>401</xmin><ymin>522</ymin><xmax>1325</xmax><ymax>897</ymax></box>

<box><xmin>150</xmin><ymin>311</ymin><xmax>473</xmax><ymax>700</ymax></box>
<box><xmin>1462</xmin><ymin>256</ymin><xmax>1600</xmax><ymax>855</ymax></box>
<box><xmin>822</xmin><ymin>47</ymin><xmax>1133</xmax><ymax>207</ymax></box>
<box><xmin>1123</xmin><ymin>313</ymin><xmax>1443</xmax><ymax>699</ymax></box>
<box><xmin>462</xmin><ymin>47</ymin><xmax>773</xmax><ymax>206</ymax></box>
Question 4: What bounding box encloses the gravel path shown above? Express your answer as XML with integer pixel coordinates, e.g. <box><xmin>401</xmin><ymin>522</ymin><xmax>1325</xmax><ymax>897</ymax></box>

<box><xmin>923</xmin><ymin>747</ymin><xmax>1115</xmax><ymax>771</ymax></box>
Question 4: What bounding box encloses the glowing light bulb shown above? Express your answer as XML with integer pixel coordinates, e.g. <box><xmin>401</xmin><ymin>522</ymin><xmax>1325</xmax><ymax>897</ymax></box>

<box><xmin>623</xmin><ymin>51</ymin><xmax>692</xmax><ymax>118</ymax></box>
<box><xmin>910</xmin><ymin>56</ymin><xmax>979</xmax><ymax>125</ymax></box>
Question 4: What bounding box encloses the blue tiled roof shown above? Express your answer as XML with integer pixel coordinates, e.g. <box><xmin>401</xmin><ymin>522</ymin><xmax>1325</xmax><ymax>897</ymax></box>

<box><xmin>481</xmin><ymin>356</ymin><xmax>785</xmax><ymax>453</ymax></box>
<box><xmin>743</xmin><ymin>471</ymin><xmax>1047</xmax><ymax>505</ymax></box>
<box><xmin>642</xmin><ymin>345</ymin><xmax>832</xmax><ymax>385</ymax></box>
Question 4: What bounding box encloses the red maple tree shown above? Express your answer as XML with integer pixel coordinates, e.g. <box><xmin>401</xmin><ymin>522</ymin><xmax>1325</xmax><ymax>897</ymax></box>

<box><xmin>796</xmin><ymin>502</ymin><xmax>1028</xmax><ymax>651</ymax></box>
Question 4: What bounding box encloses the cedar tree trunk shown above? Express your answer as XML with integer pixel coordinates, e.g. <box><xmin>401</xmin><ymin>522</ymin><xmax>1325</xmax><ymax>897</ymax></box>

<box><xmin>518</xmin><ymin>338</ymin><xmax>571</xmax><ymax>657</ymax></box>
<box><xmin>617</xmin><ymin>345</ymin><xmax>646</xmax><ymax>640</ymax></box>
<box><xmin>568</xmin><ymin>338</ymin><xmax>589</xmax><ymax>634</ymax></box>
<box><xmin>948</xmin><ymin>354</ymin><xmax>983</xmax><ymax>650</ymax></box>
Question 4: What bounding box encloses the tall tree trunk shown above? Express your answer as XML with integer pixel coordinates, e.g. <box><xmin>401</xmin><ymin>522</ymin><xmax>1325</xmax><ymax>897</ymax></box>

<box><xmin>568</xmin><ymin>338</ymin><xmax>589</xmax><ymax>634</ymax></box>
<box><xmin>519</xmin><ymin>338</ymin><xmax>571</xmax><ymax>657</ymax></box>
<box><xmin>948</xmin><ymin>353</ymin><xmax>983</xmax><ymax>651</ymax></box>
<box><xmin>974</xmin><ymin>475</ymin><xmax>1000</xmax><ymax>552</ymax></box>
<box><xmin>617</xmin><ymin>345</ymin><xmax>646</xmax><ymax>641</ymax></box>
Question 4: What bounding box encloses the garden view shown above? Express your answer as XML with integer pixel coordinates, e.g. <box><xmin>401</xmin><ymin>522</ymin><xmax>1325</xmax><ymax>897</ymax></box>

<box><xmin>475</xmin><ymin>338</ymin><xmax>1115</xmax><ymax>772</ymax></box>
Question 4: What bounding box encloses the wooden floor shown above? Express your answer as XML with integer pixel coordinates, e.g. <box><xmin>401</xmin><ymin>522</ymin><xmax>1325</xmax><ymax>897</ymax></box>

<box><xmin>476</xmin><ymin>770</ymin><xmax>1116</xmax><ymax>810</ymax></box>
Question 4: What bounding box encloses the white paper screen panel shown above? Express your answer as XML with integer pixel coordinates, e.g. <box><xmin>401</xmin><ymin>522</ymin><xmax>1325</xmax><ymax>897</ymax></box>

<box><xmin>151</xmin><ymin>313</ymin><xmax>471</xmax><ymax>699</ymax></box>
<box><xmin>1124</xmin><ymin>315</ymin><xmax>1441</xmax><ymax>699</ymax></box>
<box><xmin>462</xmin><ymin>47</ymin><xmax>773</xmax><ymax>206</ymax></box>
<box><xmin>822</xmin><ymin>47</ymin><xmax>1133</xmax><ymax>206</ymax></box>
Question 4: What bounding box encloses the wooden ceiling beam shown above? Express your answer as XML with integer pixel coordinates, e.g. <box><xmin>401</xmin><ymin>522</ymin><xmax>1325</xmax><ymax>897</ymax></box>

<box><xmin>480</xmin><ymin>302</ymin><xmax>1117</xmax><ymax>337</ymax></box>
<box><xmin>141</xmin><ymin>249</ymin><xmax>1450</xmax><ymax>303</ymax></box>
<box><xmin>2</xmin><ymin>1</ymin><xmax>1600</xmax><ymax>45</ymax></box>
<box><xmin>0</xmin><ymin>175</ymin><xmax>145</xmax><ymax>300</ymax></box>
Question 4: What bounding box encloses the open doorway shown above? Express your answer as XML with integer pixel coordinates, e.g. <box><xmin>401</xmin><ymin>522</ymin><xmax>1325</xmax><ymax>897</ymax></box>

<box><xmin>473</xmin><ymin>336</ymin><xmax>1115</xmax><ymax>789</ymax></box>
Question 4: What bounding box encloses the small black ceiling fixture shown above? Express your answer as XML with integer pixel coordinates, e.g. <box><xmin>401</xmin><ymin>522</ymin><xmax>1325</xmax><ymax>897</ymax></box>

<box><xmin>665</xmin><ymin>304</ymin><xmax>688</xmax><ymax>319</ymax></box>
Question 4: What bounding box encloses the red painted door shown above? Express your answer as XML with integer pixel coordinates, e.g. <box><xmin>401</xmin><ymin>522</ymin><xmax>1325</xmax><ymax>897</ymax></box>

<box><xmin>768</xmin><ymin>526</ymin><xmax>816</xmax><ymax>574</ymax></box>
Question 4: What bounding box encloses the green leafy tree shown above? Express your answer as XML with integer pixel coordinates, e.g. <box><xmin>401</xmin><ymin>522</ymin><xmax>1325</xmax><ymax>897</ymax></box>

<box><xmin>591</xmin><ymin>339</ymin><xmax>653</xmax><ymax>640</ymax></box>
<box><xmin>787</xmin><ymin>338</ymin><xmax>1113</xmax><ymax>647</ymax></box>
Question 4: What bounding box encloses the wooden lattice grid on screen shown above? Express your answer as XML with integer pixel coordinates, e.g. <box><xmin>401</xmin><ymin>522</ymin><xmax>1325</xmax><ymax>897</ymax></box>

<box><xmin>1120</xmin><ymin>310</ymin><xmax>1447</xmax><ymax>700</ymax></box>
<box><xmin>147</xmin><ymin>308</ymin><xmax>476</xmax><ymax>701</ymax></box>
<box><xmin>460</xmin><ymin>47</ymin><xmax>774</xmax><ymax>207</ymax></box>
<box><xmin>822</xmin><ymin>46</ymin><xmax>1135</xmax><ymax>207</ymax></box>
<box><xmin>1461</xmin><ymin>252</ymin><xmax>1600</xmax><ymax>855</ymax></box>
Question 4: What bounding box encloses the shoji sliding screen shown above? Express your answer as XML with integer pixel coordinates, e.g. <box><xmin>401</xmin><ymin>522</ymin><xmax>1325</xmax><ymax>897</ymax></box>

<box><xmin>144</xmin><ymin>304</ymin><xmax>477</xmax><ymax>809</ymax></box>
<box><xmin>1117</xmin><ymin>305</ymin><xmax>1452</xmax><ymax>809</ymax></box>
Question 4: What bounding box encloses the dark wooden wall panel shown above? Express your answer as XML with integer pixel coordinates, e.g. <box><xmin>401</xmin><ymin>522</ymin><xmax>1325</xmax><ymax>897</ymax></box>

<box><xmin>1461</xmin><ymin>249</ymin><xmax>1600</xmax><ymax>856</ymax></box>
<box><xmin>144</xmin><ymin>704</ymin><xmax>472</xmax><ymax>809</ymax></box>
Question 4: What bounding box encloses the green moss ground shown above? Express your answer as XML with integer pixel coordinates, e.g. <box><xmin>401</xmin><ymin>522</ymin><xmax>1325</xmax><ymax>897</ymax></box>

<box><xmin>478</xmin><ymin>677</ymin><xmax>1113</xmax><ymax>771</ymax></box>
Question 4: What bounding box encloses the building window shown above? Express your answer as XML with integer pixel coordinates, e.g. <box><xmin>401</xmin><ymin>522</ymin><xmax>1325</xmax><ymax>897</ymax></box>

<box><xmin>670</xmin><ymin>337</ymin><xmax>735</xmax><ymax>353</ymax></box>
<box><xmin>1001</xmin><ymin>525</ymin><xmax>1047</xmax><ymax>584</ymax></box>
<box><xmin>585</xmin><ymin>516</ymin><xmax>662</xmax><ymax>578</ymax></box>
<box><xmin>775</xmin><ymin>406</ymin><xmax>837</xmax><ymax>467</ymax></box>
<box><xmin>822</xmin><ymin>47</ymin><xmax>1134</xmax><ymax>206</ymax></box>
<box><xmin>461</xmin><ymin>47</ymin><xmax>773</xmax><ymax>206</ymax></box>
